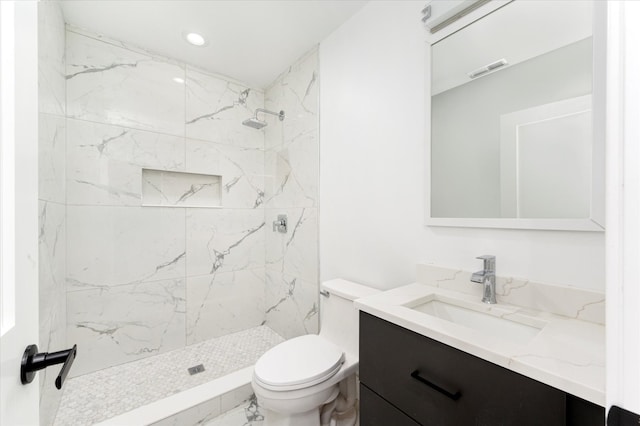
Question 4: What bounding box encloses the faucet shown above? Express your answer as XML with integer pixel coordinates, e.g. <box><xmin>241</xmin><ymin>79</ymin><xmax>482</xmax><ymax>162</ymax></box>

<box><xmin>470</xmin><ymin>255</ymin><xmax>497</xmax><ymax>304</ymax></box>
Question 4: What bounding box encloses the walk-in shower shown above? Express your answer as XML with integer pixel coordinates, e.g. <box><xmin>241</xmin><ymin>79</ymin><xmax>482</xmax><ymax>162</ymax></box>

<box><xmin>37</xmin><ymin>1</ymin><xmax>319</xmax><ymax>424</ymax></box>
<box><xmin>242</xmin><ymin>108</ymin><xmax>285</xmax><ymax>129</ymax></box>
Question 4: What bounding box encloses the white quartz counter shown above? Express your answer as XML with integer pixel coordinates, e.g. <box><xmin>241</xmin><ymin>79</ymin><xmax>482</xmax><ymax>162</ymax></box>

<box><xmin>355</xmin><ymin>283</ymin><xmax>605</xmax><ymax>406</ymax></box>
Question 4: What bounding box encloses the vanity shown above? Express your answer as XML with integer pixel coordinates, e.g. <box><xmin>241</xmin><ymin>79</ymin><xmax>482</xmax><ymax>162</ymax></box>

<box><xmin>355</xmin><ymin>267</ymin><xmax>605</xmax><ymax>426</ymax></box>
<box><xmin>356</xmin><ymin>0</ymin><xmax>607</xmax><ymax>422</ymax></box>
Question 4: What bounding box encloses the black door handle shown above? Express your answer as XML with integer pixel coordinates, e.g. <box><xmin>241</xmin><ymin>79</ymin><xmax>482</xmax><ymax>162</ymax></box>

<box><xmin>21</xmin><ymin>344</ymin><xmax>77</xmax><ymax>389</ymax></box>
<box><xmin>411</xmin><ymin>369</ymin><xmax>462</xmax><ymax>401</ymax></box>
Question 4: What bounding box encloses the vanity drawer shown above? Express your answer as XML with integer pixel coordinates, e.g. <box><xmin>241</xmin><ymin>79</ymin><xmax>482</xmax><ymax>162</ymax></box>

<box><xmin>360</xmin><ymin>384</ymin><xmax>421</xmax><ymax>426</ymax></box>
<box><xmin>359</xmin><ymin>312</ymin><xmax>566</xmax><ymax>426</ymax></box>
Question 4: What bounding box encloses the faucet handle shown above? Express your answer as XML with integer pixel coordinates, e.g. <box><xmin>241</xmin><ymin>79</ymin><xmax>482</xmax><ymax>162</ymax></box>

<box><xmin>476</xmin><ymin>255</ymin><xmax>495</xmax><ymax>271</ymax></box>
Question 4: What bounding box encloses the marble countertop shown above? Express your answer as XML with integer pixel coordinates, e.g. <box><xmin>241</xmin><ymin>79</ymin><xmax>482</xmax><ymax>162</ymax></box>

<box><xmin>354</xmin><ymin>283</ymin><xmax>605</xmax><ymax>406</ymax></box>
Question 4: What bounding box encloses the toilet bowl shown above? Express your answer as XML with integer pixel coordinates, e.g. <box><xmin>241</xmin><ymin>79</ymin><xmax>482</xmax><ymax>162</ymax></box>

<box><xmin>252</xmin><ymin>279</ymin><xmax>379</xmax><ymax>426</ymax></box>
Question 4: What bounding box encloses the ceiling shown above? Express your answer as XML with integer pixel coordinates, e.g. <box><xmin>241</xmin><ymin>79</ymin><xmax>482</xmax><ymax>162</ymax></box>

<box><xmin>60</xmin><ymin>0</ymin><xmax>368</xmax><ymax>89</ymax></box>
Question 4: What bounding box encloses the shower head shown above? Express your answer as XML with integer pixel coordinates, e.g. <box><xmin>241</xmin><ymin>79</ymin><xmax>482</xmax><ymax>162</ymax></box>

<box><xmin>242</xmin><ymin>117</ymin><xmax>268</xmax><ymax>129</ymax></box>
<box><xmin>242</xmin><ymin>108</ymin><xmax>285</xmax><ymax>129</ymax></box>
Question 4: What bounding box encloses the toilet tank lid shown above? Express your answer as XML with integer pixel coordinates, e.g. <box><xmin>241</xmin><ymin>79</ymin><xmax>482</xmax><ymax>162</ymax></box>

<box><xmin>321</xmin><ymin>279</ymin><xmax>380</xmax><ymax>301</ymax></box>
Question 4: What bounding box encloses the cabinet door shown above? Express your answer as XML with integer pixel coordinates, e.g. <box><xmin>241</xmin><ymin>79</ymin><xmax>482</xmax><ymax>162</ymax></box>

<box><xmin>360</xmin><ymin>384</ymin><xmax>421</xmax><ymax>426</ymax></box>
<box><xmin>360</xmin><ymin>312</ymin><xmax>566</xmax><ymax>426</ymax></box>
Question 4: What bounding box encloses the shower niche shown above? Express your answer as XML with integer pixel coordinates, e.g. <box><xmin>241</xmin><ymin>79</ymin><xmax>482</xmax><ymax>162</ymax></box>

<box><xmin>141</xmin><ymin>168</ymin><xmax>222</xmax><ymax>208</ymax></box>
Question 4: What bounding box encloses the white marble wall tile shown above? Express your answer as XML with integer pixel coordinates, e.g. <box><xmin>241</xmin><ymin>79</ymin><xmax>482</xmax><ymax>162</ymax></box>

<box><xmin>67</xmin><ymin>278</ymin><xmax>186</xmax><ymax>377</ymax></box>
<box><xmin>264</xmin><ymin>48</ymin><xmax>318</xmax><ymax>149</ymax></box>
<box><xmin>142</xmin><ymin>169</ymin><xmax>221</xmax><ymax>207</ymax></box>
<box><xmin>39</xmin><ymin>201</ymin><xmax>66</xmax><ymax>347</ymax></box>
<box><xmin>39</xmin><ymin>114</ymin><xmax>66</xmax><ymax>203</ymax></box>
<box><xmin>38</xmin><ymin>1</ymin><xmax>66</xmax><ymax>116</ymax></box>
<box><xmin>264</xmin><ymin>134</ymin><xmax>318</xmax><ymax>208</ymax></box>
<box><xmin>67</xmin><ymin>206</ymin><xmax>186</xmax><ymax>289</ymax></box>
<box><xmin>186</xmin><ymin>209</ymin><xmax>265</xmax><ymax>277</ymax></box>
<box><xmin>416</xmin><ymin>264</ymin><xmax>605</xmax><ymax>324</ymax></box>
<box><xmin>38</xmin><ymin>200</ymin><xmax>66</xmax><ymax>426</ymax></box>
<box><xmin>185</xmin><ymin>67</ymin><xmax>264</xmax><ymax>149</ymax></box>
<box><xmin>264</xmin><ymin>48</ymin><xmax>318</xmax><ymax>208</ymax></box>
<box><xmin>264</xmin><ymin>269</ymin><xmax>318</xmax><ymax>339</ymax></box>
<box><xmin>186</xmin><ymin>139</ymin><xmax>265</xmax><ymax>208</ymax></box>
<box><xmin>66</xmin><ymin>30</ymin><xmax>185</xmax><ymax>135</ymax></box>
<box><xmin>186</xmin><ymin>270</ymin><xmax>265</xmax><ymax>344</ymax></box>
<box><xmin>265</xmin><ymin>208</ymin><xmax>318</xmax><ymax>284</ymax></box>
<box><xmin>66</xmin><ymin>119</ymin><xmax>185</xmax><ymax>206</ymax></box>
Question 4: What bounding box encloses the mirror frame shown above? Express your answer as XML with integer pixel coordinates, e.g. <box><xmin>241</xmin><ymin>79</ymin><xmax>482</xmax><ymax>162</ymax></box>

<box><xmin>424</xmin><ymin>0</ymin><xmax>605</xmax><ymax>232</ymax></box>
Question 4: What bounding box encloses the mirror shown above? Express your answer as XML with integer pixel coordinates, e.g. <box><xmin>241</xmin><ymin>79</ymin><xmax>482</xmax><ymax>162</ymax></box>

<box><xmin>427</xmin><ymin>0</ymin><xmax>604</xmax><ymax>231</ymax></box>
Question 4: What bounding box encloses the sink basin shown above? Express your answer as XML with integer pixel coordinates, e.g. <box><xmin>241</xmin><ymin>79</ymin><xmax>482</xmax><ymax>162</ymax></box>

<box><xmin>410</xmin><ymin>296</ymin><xmax>543</xmax><ymax>345</ymax></box>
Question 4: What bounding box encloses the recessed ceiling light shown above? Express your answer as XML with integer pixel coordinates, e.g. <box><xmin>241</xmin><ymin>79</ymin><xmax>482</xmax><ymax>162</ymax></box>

<box><xmin>173</xmin><ymin>77</ymin><xmax>185</xmax><ymax>84</ymax></box>
<box><xmin>184</xmin><ymin>32</ymin><xmax>206</xmax><ymax>47</ymax></box>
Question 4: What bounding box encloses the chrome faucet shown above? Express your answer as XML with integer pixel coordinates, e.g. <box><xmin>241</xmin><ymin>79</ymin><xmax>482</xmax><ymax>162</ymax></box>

<box><xmin>470</xmin><ymin>255</ymin><xmax>497</xmax><ymax>304</ymax></box>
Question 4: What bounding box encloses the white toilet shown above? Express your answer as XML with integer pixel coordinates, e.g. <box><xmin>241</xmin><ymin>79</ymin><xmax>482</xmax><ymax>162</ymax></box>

<box><xmin>252</xmin><ymin>279</ymin><xmax>379</xmax><ymax>426</ymax></box>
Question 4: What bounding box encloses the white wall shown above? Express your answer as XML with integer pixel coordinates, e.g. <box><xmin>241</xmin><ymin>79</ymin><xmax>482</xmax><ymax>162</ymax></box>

<box><xmin>606</xmin><ymin>0</ymin><xmax>640</xmax><ymax>415</ymax></box>
<box><xmin>319</xmin><ymin>1</ymin><xmax>605</xmax><ymax>292</ymax></box>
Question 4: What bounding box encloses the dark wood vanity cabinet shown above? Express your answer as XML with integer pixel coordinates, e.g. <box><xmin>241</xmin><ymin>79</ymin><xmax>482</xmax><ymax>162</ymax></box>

<box><xmin>359</xmin><ymin>312</ymin><xmax>604</xmax><ymax>426</ymax></box>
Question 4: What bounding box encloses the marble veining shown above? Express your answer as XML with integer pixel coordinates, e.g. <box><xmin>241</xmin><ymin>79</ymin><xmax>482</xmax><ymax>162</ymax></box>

<box><xmin>67</xmin><ymin>278</ymin><xmax>186</xmax><ymax>376</ymax></box>
<box><xmin>260</xmin><ymin>48</ymin><xmax>320</xmax><ymax>340</ymax></box>
<box><xmin>204</xmin><ymin>395</ymin><xmax>264</xmax><ymax>426</ymax></box>
<box><xmin>266</xmin><ymin>208</ymin><xmax>318</xmax><ymax>284</ymax></box>
<box><xmin>67</xmin><ymin>206</ymin><xmax>186</xmax><ymax>289</ymax></box>
<box><xmin>263</xmin><ymin>269</ymin><xmax>318</xmax><ymax>339</ymax></box>
<box><xmin>66</xmin><ymin>30</ymin><xmax>185</xmax><ymax>135</ymax></box>
<box><xmin>142</xmin><ymin>169</ymin><xmax>222</xmax><ymax>207</ymax></box>
<box><xmin>66</xmin><ymin>118</ymin><xmax>185</xmax><ymax>206</ymax></box>
<box><xmin>39</xmin><ymin>114</ymin><xmax>66</xmax><ymax>204</ymax></box>
<box><xmin>186</xmin><ymin>209</ymin><xmax>265</xmax><ymax>277</ymax></box>
<box><xmin>417</xmin><ymin>264</ymin><xmax>605</xmax><ymax>325</ymax></box>
<box><xmin>264</xmin><ymin>48</ymin><xmax>318</xmax><ymax>209</ymax></box>
<box><xmin>186</xmin><ymin>67</ymin><xmax>264</xmax><ymax>148</ymax></box>
<box><xmin>186</xmin><ymin>139</ymin><xmax>265</xmax><ymax>209</ymax></box>
<box><xmin>186</xmin><ymin>269</ymin><xmax>265</xmax><ymax>344</ymax></box>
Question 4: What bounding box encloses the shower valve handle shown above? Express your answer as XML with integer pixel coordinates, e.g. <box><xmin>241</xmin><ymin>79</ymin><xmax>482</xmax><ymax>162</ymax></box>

<box><xmin>273</xmin><ymin>215</ymin><xmax>288</xmax><ymax>233</ymax></box>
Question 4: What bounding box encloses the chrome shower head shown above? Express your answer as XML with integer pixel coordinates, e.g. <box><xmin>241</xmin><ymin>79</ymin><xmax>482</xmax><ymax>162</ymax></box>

<box><xmin>242</xmin><ymin>117</ymin><xmax>268</xmax><ymax>129</ymax></box>
<box><xmin>242</xmin><ymin>108</ymin><xmax>285</xmax><ymax>129</ymax></box>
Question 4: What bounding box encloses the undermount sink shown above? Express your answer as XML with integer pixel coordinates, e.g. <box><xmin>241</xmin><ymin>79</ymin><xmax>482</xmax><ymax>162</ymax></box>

<box><xmin>410</xmin><ymin>296</ymin><xmax>544</xmax><ymax>346</ymax></box>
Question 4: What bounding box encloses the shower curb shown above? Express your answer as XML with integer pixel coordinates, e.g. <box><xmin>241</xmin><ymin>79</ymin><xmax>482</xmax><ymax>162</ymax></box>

<box><xmin>95</xmin><ymin>366</ymin><xmax>254</xmax><ymax>426</ymax></box>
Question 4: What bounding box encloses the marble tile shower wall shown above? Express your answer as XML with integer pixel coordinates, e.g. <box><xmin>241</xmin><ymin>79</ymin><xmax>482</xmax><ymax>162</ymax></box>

<box><xmin>64</xmin><ymin>28</ymin><xmax>269</xmax><ymax>377</ymax></box>
<box><xmin>264</xmin><ymin>49</ymin><xmax>320</xmax><ymax>339</ymax></box>
<box><xmin>38</xmin><ymin>2</ymin><xmax>67</xmax><ymax>425</ymax></box>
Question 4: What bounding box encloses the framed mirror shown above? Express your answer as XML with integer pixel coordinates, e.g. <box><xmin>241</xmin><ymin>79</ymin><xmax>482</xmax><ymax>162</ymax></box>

<box><xmin>426</xmin><ymin>0</ymin><xmax>605</xmax><ymax>231</ymax></box>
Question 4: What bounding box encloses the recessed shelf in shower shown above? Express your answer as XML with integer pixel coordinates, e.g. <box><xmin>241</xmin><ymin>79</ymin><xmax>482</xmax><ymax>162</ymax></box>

<box><xmin>141</xmin><ymin>169</ymin><xmax>222</xmax><ymax>208</ymax></box>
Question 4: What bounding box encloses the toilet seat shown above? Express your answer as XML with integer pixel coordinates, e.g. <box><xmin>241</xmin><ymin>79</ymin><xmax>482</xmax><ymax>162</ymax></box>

<box><xmin>254</xmin><ymin>335</ymin><xmax>345</xmax><ymax>391</ymax></box>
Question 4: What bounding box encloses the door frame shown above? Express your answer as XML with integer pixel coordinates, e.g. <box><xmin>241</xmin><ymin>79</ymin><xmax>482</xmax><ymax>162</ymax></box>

<box><xmin>0</xmin><ymin>1</ymin><xmax>40</xmax><ymax>425</ymax></box>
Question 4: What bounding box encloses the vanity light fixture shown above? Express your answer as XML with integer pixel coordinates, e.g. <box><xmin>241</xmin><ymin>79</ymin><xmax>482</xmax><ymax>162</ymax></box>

<box><xmin>183</xmin><ymin>31</ymin><xmax>207</xmax><ymax>47</ymax></box>
<box><xmin>468</xmin><ymin>58</ymin><xmax>508</xmax><ymax>79</ymax></box>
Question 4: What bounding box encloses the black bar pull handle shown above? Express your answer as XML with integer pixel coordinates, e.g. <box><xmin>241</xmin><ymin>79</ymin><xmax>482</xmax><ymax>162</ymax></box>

<box><xmin>21</xmin><ymin>344</ymin><xmax>77</xmax><ymax>390</ymax></box>
<box><xmin>411</xmin><ymin>369</ymin><xmax>462</xmax><ymax>401</ymax></box>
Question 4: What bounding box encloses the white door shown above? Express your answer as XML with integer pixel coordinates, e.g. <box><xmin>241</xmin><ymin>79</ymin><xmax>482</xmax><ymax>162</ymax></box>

<box><xmin>0</xmin><ymin>1</ymin><xmax>40</xmax><ymax>425</ymax></box>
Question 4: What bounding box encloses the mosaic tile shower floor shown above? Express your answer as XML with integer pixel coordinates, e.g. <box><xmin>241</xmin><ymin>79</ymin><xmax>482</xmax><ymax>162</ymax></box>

<box><xmin>54</xmin><ymin>326</ymin><xmax>283</xmax><ymax>426</ymax></box>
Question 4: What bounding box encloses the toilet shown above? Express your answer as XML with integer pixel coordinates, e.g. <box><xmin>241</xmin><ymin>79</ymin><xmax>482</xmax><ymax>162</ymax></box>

<box><xmin>252</xmin><ymin>279</ymin><xmax>379</xmax><ymax>426</ymax></box>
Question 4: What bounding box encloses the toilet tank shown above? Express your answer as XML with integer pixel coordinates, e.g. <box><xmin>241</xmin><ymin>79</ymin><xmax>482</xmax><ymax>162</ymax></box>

<box><xmin>319</xmin><ymin>279</ymin><xmax>380</xmax><ymax>357</ymax></box>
